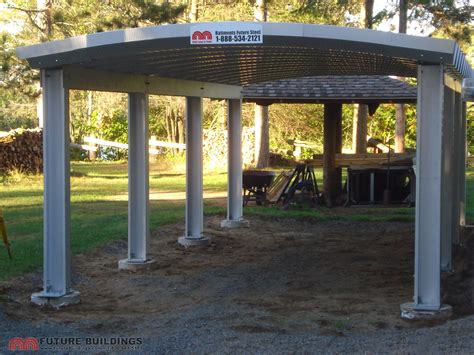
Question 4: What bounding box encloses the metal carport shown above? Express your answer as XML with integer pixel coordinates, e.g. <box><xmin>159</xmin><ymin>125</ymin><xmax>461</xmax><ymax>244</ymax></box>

<box><xmin>16</xmin><ymin>22</ymin><xmax>472</xmax><ymax>316</ymax></box>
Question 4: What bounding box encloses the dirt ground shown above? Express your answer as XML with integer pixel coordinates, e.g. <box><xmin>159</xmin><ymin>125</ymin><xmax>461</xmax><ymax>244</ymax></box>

<box><xmin>1</xmin><ymin>215</ymin><xmax>473</xmax><ymax>351</ymax></box>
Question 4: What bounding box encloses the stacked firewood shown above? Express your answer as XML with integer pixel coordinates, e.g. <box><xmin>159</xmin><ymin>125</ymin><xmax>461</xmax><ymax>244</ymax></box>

<box><xmin>203</xmin><ymin>127</ymin><xmax>255</xmax><ymax>170</ymax></box>
<box><xmin>0</xmin><ymin>128</ymin><xmax>43</xmax><ymax>175</ymax></box>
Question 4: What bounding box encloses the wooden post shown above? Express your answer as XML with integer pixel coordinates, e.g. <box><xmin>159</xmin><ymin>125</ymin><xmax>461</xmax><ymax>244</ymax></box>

<box><xmin>254</xmin><ymin>104</ymin><xmax>270</xmax><ymax>168</ymax></box>
<box><xmin>335</xmin><ymin>107</ymin><xmax>343</xmax><ymax>193</ymax></box>
<box><xmin>395</xmin><ymin>0</ymin><xmax>407</xmax><ymax>153</ymax></box>
<box><xmin>323</xmin><ymin>104</ymin><xmax>343</xmax><ymax>207</ymax></box>
<box><xmin>352</xmin><ymin>104</ymin><xmax>368</xmax><ymax>153</ymax></box>
<box><xmin>395</xmin><ymin>103</ymin><xmax>406</xmax><ymax>153</ymax></box>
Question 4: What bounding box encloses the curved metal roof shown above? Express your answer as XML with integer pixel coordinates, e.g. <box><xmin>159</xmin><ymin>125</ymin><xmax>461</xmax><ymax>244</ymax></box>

<box><xmin>16</xmin><ymin>22</ymin><xmax>473</xmax><ymax>86</ymax></box>
<box><xmin>243</xmin><ymin>75</ymin><xmax>417</xmax><ymax>104</ymax></box>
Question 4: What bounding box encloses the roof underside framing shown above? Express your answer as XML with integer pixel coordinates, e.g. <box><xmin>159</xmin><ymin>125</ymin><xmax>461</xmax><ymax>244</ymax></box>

<box><xmin>17</xmin><ymin>22</ymin><xmax>473</xmax><ymax>88</ymax></box>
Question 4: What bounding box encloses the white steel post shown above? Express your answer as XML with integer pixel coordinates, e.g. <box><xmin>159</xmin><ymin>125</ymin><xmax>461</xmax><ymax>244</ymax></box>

<box><xmin>31</xmin><ymin>69</ymin><xmax>80</xmax><ymax>307</ymax></box>
<box><xmin>441</xmin><ymin>86</ymin><xmax>454</xmax><ymax>271</ymax></box>
<box><xmin>119</xmin><ymin>93</ymin><xmax>155</xmax><ymax>270</ymax></box>
<box><xmin>178</xmin><ymin>97</ymin><xmax>210</xmax><ymax>246</ymax></box>
<box><xmin>401</xmin><ymin>65</ymin><xmax>452</xmax><ymax>317</ymax></box>
<box><xmin>452</xmin><ymin>90</ymin><xmax>464</xmax><ymax>245</ymax></box>
<box><xmin>221</xmin><ymin>99</ymin><xmax>249</xmax><ymax>228</ymax></box>
<box><xmin>459</xmin><ymin>101</ymin><xmax>467</xmax><ymax>228</ymax></box>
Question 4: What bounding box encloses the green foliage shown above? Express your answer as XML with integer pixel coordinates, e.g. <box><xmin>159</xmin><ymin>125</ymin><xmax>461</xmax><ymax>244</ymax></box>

<box><xmin>0</xmin><ymin>31</ymin><xmax>39</xmax><ymax>128</ymax></box>
<box><xmin>1</xmin><ymin>0</ymin><xmax>473</xmax><ymax>160</ymax></box>
<box><xmin>197</xmin><ymin>0</ymin><xmax>254</xmax><ymax>21</ymax></box>
<box><xmin>381</xmin><ymin>0</ymin><xmax>473</xmax><ymax>49</ymax></box>
<box><xmin>368</xmin><ymin>103</ymin><xmax>416</xmax><ymax>148</ymax></box>
<box><xmin>467</xmin><ymin>104</ymin><xmax>474</xmax><ymax>156</ymax></box>
<box><xmin>96</xmin><ymin>109</ymin><xmax>129</xmax><ymax>160</ymax></box>
<box><xmin>272</xmin><ymin>0</ymin><xmax>361</xmax><ymax>25</ymax></box>
<box><xmin>94</xmin><ymin>0</ymin><xmax>186</xmax><ymax>31</ymax></box>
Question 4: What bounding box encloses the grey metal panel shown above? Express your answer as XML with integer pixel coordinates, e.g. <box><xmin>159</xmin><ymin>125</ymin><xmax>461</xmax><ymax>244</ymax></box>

<box><xmin>63</xmin><ymin>67</ymin><xmax>243</xmax><ymax>99</ymax></box>
<box><xmin>14</xmin><ymin>22</ymin><xmax>453</xmax><ymax>58</ymax></box>
<box><xmin>227</xmin><ymin>99</ymin><xmax>243</xmax><ymax>221</ymax></box>
<box><xmin>459</xmin><ymin>102</ymin><xmax>467</xmax><ymax>227</ymax></box>
<box><xmin>127</xmin><ymin>93</ymin><xmax>150</xmax><ymax>261</ymax></box>
<box><xmin>414</xmin><ymin>65</ymin><xmax>443</xmax><ymax>310</ymax></box>
<box><xmin>441</xmin><ymin>85</ymin><xmax>454</xmax><ymax>271</ymax></box>
<box><xmin>452</xmin><ymin>91</ymin><xmax>464</xmax><ymax>244</ymax></box>
<box><xmin>41</xmin><ymin>69</ymin><xmax>71</xmax><ymax>297</ymax></box>
<box><xmin>185</xmin><ymin>97</ymin><xmax>204</xmax><ymax>239</ymax></box>
<box><xmin>16</xmin><ymin>22</ymin><xmax>472</xmax><ymax>85</ymax></box>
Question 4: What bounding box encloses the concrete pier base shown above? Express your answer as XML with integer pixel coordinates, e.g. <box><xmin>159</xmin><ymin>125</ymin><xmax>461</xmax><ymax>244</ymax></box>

<box><xmin>220</xmin><ymin>218</ymin><xmax>250</xmax><ymax>229</ymax></box>
<box><xmin>400</xmin><ymin>303</ymin><xmax>452</xmax><ymax>320</ymax></box>
<box><xmin>31</xmin><ymin>290</ymin><xmax>80</xmax><ymax>308</ymax></box>
<box><xmin>118</xmin><ymin>259</ymin><xmax>156</xmax><ymax>272</ymax></box>
<box><xmin>178</xmin><ymin>236</ymin><xmax>211</xmax><ymax>247</ymax></box>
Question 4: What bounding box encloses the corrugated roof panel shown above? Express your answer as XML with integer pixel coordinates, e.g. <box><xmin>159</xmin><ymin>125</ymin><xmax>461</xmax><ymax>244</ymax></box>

<box><xmin>16</xmin><ymin>22</ymin><xmax>472</xmax><ymax>85</ymax></box>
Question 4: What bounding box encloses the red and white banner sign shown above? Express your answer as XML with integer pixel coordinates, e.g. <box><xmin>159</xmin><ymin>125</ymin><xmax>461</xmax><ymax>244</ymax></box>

<box><xmin>190</xmin><ymin>23</ymin><xmax>263</xmax><ymax>45</ymax></box>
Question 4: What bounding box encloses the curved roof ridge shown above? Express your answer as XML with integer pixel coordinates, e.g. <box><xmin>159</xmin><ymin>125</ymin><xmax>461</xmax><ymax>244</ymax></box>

<box><xmin>16</xmin><ymin>22</ymin><xmax>472</xmax><ymax>84</ymax></box>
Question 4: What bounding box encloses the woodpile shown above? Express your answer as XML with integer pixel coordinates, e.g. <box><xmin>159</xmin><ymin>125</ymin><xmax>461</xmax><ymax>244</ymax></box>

<box><xmin>203</xmin><ymin>127</ymin><xmax>254</xmax><ymax>170</ymax></box>
<box><xmin>0</xmin><ymin>128</ymin><xmax>43</xmax><ymax>175</ymax></box>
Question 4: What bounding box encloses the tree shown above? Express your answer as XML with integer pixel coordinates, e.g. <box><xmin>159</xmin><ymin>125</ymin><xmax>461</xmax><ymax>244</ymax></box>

<box><xmin>254</xmin><ymin>0</ymin><xmax>270</xmax><ymax>168</ymax></box>
<box><xmin>1</xmin><ymin>0</ymin><xmax>186</xmax><ymax>132</ymax></box>
<box><xmin>395</xmin><ymin>0</ymin><xmax>408</xmax><ymax>153</ymax></box>
<box><xmin>352</xmin><ymin>0</ymin><xmax>373</xmax><ymax>154</ymax></box>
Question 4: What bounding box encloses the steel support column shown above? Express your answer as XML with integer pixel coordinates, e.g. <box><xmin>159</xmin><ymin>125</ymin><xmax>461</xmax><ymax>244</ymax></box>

<box><xmin>459</xmin><ymin>101</ymin><xmax>467</xmax><ymax>228</ymax></box>
<box><xmin>119</xmin><ymin>93</ymin><xmax>155</xmax><ymax>270</ymax></box>
<box><xmin>452</xmin><ymin>90</ymin><xmax>464</xmax><ymax>245</ymax></box>
<box><xmin>178</xmin><ymin>97</ymin><xmax>210</xmax><ymax>246</ymax></box>
<box><xmin>441</xmin><ymin>86</ymin><xmax>454</xmax><ymax>271</ymax></box>
<box><xmin>221</xmin><ymin>99</ymin><xmax>249</xmax><ymax>228</ymax></box>
<box><xmin>31</xmin><ymin>69</ymin><xmax>79</xmax><ymax>307</ymax></box>
<box><xmin>401</xmin><ymin>65</ymin><xmax>452</xmax><ymax>317</ymax></box>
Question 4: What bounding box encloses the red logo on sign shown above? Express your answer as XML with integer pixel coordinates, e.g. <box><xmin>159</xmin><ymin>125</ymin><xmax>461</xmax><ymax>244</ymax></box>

<box><xmin>8</xmin><ymin>337</ymin><xmax>39</xmax><ymax>351</ymax></box>
<box><xmin>192</xmin><ymin>30</ymin><xmax>212</xmax><ymax>42</ymax></box>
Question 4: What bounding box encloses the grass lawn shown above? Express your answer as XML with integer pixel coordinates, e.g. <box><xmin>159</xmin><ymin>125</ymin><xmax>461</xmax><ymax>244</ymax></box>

<box><xmin>1</xmin><ymin>162</ymin><xmax>473</xmax><ymax>281</ymax></box>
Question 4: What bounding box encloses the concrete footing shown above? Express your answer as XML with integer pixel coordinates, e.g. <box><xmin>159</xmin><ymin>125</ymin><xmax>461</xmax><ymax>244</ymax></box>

<box><xmin>118</xmin><ymin>259</ymin><xmax>156</xmax><ymax>271</ymax></box>
<box><xmin>220</xmin><ymin>218</ymin><xmax>250</xmax><ymax>229</ymax></box>
<box><xmin>178</xmin><ymin>236</ymin><xmax>211</xmax><ymax>247</ymax></box>
<box><xmin>31</xmin><ymin>290</ymin><xmax>80</xmax><ymax>308</ymax></box>
<box><xmin>400</xmin><ymin>303</ymin><xmax>452</xmax><ymax>320</ymax></box>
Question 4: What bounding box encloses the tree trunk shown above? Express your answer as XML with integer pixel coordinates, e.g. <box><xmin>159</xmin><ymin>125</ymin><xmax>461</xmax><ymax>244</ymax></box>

<box><xmin>165</xmin><ymin>112</ymin><xmax>173</xmax><ymax>147</ymax></box>
<box><xmin>36</xmin><ymin>82</ymin><xmax>43</xmax><ymax>128</ymax></box>
<box><xmin>362</xmin><ymin>0</ymin><xmax>374</xmax><ymax>29</ymax></box>
<box><xmin>37</xmin><ymin>0</ymin><xmax>53</xmax><ymax>41</ymax></box>
<box><xmin>189</xmin><ymin>0</ymin><xmax>198</xmax><ymax>22</ymax></box>
<box><xmin>254</xmin><ymin>104</ymin><xmax>270</xmax><ymax>168</ymax></box>
<box><xmin>351</xmin><ymin>0</ymin><xmax>373</xmax><ymax>152</ymax></box>
<box><xmin>399</xmin><ymin>0</ymin><xmax>408</xmax><ymax>33</ymax></box>
<box><xmin>323</xmin><ymin>104</ymin><xmax>343</xmax><ymax>207</ymax></box>
<box><xmin>253</xmin><ymin>0</ymin><xmax>269</xmax><ymax>168</ymax></box>
<box><xmin>254</xmin><ymin>0</ymin><xmax>267</xmax><ymax>22</ymax></box>
<box><xmin>177</xmin><ymin>116</ymin><xmax>185</xmax><ymax>153</ymax></box>
<box><xmin>36</xmin><ymin>0</ymin><xmax>53</xmax><ymax>128</ymax></box>
<box><xmin>395</xmin><ymin>104</ymin><xmax>406</xmax><ymax>153</ymax></box>
<box><xmin>352</xmin><ymin>104</ymin><xmax>368</xmax><ymax>153</ymax></box>
<box><xmin>395</xmin><ymin>0</ymin><xmax>408</xmax><ymax>153</ymax></box>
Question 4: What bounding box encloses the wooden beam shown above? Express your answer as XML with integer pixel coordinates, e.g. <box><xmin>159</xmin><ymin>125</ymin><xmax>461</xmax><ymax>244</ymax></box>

<box><xmin>323</xmin><ymin>103</ymin><xmax>342</xmax><ymax>207</ymax></box>
<box><xmin>309</xmin><ymin>152</ymin><xmax>416</xmax><ymax>168</ymax></box>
